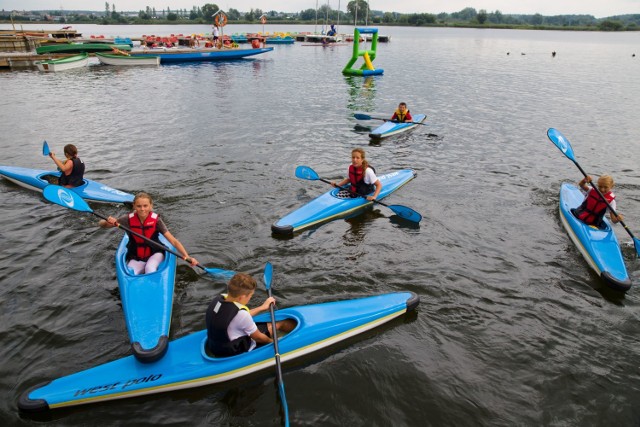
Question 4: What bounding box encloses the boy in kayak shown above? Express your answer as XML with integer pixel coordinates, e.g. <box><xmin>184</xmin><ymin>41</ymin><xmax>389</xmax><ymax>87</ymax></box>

<box><xmin>206</xmin><ymin>273</ymin><xmax>296</xmax><ymax>357</ymax></box>
<box><xmin>98</xmin><ymin>192</ymin><xmax>198</xmax><ymax>275</ymax></box>
<box><xmin>574</xmin><ymin>174</ymin><xmax>624</xmax><ymax>227</ymax></box>
<box><xmin>332</xmin><ymin>147</ymin><xmax>382</xmax><ymax>201</ymax></box>
<box><xmin>390</xmin><ymin>102</ymin><xmax>412</xmax><ymax>123</ymax></box>
<box><xmin>49</xmin><ymin>144</ymin><xmax>85</xmax><ymax>188</ymax></box>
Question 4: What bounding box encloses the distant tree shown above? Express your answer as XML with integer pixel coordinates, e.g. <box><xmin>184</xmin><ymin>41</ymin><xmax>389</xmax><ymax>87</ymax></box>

<box><xmin>477</xmin><ymin>9</ymin><xmax>487</xmax><ymax>24</ymax></box>
<box><xmin>201</xmin><ymin>4</ymin><xmax>219</xmax><ymax>20</ymax></box>
<box><xmin>599</xmin><ymin>19</ymin><xmax>623</xmax><ymax>31</ymax></box>
<box><xmin>138</xmin><ymin>10</ymin><xmax>150</xmax><ymax>20</ymax></box>
<box><xmin>347</xmin><ymin>0</ymin><xmax>369</xmax><ymax>24</ymax></box>
<box><xmin>382</xmin><ymin>12</ymin><xmax>394</xmax><ymax>23</ymax></box>
<box><xmin>488</xmin><ymin>10</ymin><xmax>503</xmax><ymax>24</ymax></box>
<box><xmin>451</xmin><ymin>7</ymin><xmax>477</xmax><ymax>22</ymax></box>
<box><xmin>167</xmin><ymin>12</ymin><xmax>178</xmax><ymax>21</ymax></box>
<box><xmin>299</xmin><ymin>8</ymin><xmax>316</xmax><ymax>20</ymax></box>
<box><xmin>227</xmin><ymin>8</ymin><xmax>241</xmax><ymax>20</ymax></box>
<box><xmin>104</xmin><ymin>2</ymin><xmax>109</xmax><ymax>17</ymax></box>
<box><xmin>531</xmin><ymin>13</ymin><xmax>543</xmax><ymax>25</ymax></box>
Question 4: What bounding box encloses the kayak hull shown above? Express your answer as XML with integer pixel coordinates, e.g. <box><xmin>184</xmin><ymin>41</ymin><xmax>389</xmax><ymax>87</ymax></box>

<box><xmin>18</xmin><ymin>292</ymin><xmax>419</xmax><ymax>412</ymax></box>
<box><xmin>272</xmin><ymin>169</ymin><xmax>417</xmax><ymax>235</ymax></box>
<box><xmin>116</xmin><ymin>234</ymin><xmax>178</xmax><ymax>363</ymax></box>
<box><xmin>369</xmin><ymin>114</ymin><xmax>426</xmax><ymax>140</ymax></box>
<box><xmin>559</xmin><ymin>183</ymin><xmax>631</xmax><ymax>292</ymax></box>
<box><xmin>0</xmin><ymin>166</ymin><xmax>133</xmax><ymax>204</ymax></box>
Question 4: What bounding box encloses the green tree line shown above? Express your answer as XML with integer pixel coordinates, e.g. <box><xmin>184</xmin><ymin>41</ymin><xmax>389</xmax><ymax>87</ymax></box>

<box><xmin>2</xmin><ymin>3</ymin><xmax>638</xmax><ymax>31</ymax></box>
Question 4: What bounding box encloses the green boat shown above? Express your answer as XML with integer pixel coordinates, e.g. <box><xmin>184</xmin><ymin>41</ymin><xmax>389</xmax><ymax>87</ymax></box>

<box><xmin>36</xmin><ymin>43</ymin><xmax>132</xmax><ymax>55</ymax></box>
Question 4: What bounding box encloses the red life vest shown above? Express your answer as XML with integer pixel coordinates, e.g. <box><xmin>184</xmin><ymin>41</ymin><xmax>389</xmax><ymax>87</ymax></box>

<box><xmin>349</xmin><ymin>165</ymin><xmax>375</xmax><ymax>195</ymax></box>
<box><xmin>575</xmin><ymin>188</ymin><xmax>614</xmax><ymax>226</ymax></box>
<box><xmin>392</xmin><ymin>108</ymin><xmax>411</xmax><ymax>123</ymax></box>
<box><xmin>126</xmin><ymin>212</ymin><xmax>162</xmax><ymax>261</ymax></box>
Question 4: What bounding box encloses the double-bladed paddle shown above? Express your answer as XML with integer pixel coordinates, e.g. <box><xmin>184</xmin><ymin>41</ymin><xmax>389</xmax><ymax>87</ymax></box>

<box><xmin>42</xmin><ymin>141</ymin><xmax>50</xmax><ymax>156</ymax></box>
<box><xmin>354</xmin><ymin>113</ymin><xmax>429</xmax><ymax>126</ymax></box>
<box><xmin>547</xmin><ymin>128</ymin><xmax>640</xmax><ymax>257</ymax></box>
<box><xmin>42</xmin><ymin>185</ymin><xmax>235</xmax><ymax>279</ymax></box>
<box><xmin>295</xmin><ymin>165</ymin><xmax>422</xmax><ymax>223</ymax></box>
<box><xmin>263</xmin><ymin>262</ymin><xmax>290</xmax><ymax>427</ymax></box>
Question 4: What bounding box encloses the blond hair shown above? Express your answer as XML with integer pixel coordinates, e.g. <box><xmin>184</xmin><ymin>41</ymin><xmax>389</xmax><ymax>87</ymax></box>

<box><xmin>597</xmin><ymin>175</ymin><xmax>614</xmax><ymax>189</ymax></box>
<box><xmin>352</xmin><ymin>147</ymin><xmax>370</xmax><ymax>171</ymax></box>
<box><xmin>227</xmin><ymin>273</ymin><xmax>257</xmax><ymax>297</ymax></box>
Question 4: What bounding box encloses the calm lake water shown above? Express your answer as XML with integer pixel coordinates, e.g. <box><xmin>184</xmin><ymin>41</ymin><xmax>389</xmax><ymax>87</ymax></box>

<box><xmin>1</xmin><ymin>24</ymin><xmax>640</xmax><ymax>426</ymax></box>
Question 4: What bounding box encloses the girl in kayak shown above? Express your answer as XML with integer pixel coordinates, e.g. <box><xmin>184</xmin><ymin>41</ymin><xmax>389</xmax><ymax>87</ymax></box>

<box><xmin>391</xmin><ymin>102</ymin><xmax>412</xmax><ymax>123</ymax></box>
<box><xmin>49</xmin><ymin>144</ymin><xmax>85</xmax><ymax>188</ymax></box>
<box><xmin>206</xmin><ymin>272</ymin><xmax>296</xmax><ymax>357</ymax></box>
<box><xmin>332</xmin><ymin>148</ymin><xmax>382</xmax><ymax>201</ymax></box>
<box><xmin>574</xmin><ymin>174</ymin><xmax>624</xmax><ymax>227</ymax></box>
<box><xmin>98</xmin><ymin>192</ymin><xmax>198</xmax><ymax>275</ymax></box>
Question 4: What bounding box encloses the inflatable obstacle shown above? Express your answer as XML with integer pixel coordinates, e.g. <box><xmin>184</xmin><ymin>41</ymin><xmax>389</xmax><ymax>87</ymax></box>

<box><xmin>342</xmin><ymin>28</ymin><xmax>383</xmax><ymax>76</ymax></box>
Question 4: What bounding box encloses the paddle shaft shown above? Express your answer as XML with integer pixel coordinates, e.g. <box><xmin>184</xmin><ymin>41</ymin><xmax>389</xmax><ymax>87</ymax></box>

<box><xmin>266</xmin><ymin>282</ymin><xmax>290</xmax><ymax>425</ymax></box>
<box><xmin>573</xmin><ymin>161</ymin><xmax>638</xmax><ymax>239</ymax></box>
<box><xmin>355</xmin><ymin>114</ymin><xmax>428</xmax><ymax>126</ymax></box>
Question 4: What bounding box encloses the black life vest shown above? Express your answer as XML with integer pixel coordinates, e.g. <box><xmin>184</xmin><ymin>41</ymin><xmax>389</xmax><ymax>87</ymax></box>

<box><xmin>206</xmin><ymin>294</ymin><xmax>252</xmax><ymax>357</ymax></box>
<box><xmin>126</xmin><ymin>212</ymin><xmax>163</xmax><ymax>261</ymax></box>
<box><xmin>349</xmin><ymin>165</ymin><xmax>376</xmax><ymax>196</ymax></box>
<box><xmin>58</xmin><ymin>157</ymin><xmax>85</xmax><ymax>187</ymax></box>
<box><xmin>574</xmin><ymin>188</ymin><xmax>614</xmax><ymax>226</ymax></box>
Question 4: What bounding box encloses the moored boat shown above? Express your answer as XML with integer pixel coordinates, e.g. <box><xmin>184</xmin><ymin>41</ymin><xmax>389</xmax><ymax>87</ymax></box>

<box><xmin>559</xmin><ymin>183</ymin><xmax>631</xmax><ymax>292</ymax></box>
<box><xmin>18</xmin><ymin>291</ymin><xmax>419</xmax><ymax>412</ymax></box>
<box><xmin>35</xmin><ymin>53</ymin><xmax>89</xmax><ymax>72</ymax></box>
<box><xmin>130</xmin><ymin>46</ymin><xmax>274</xmax><ymax>63</ymax></box>
<box><xmin>36</xmin><ymin>43</ymin><xmax>132</xmax><ymax>55</ymax></box>
<box><xmin>116</xmin><ymin>234</ymin><xmax>177</xmax><ymax>363</ymax></box>
<box><xmin>96</xmin><ymin>52</ymin><xmax>160</xmax><ymax>66</ymax></box>
<box><xmin>369</xmin><ymin>114</ymin><xmax>427</xmax><ymax>140</ymax></box>
<box><xmin>0</xmin><ymin>166</ymin><xmax>133</xmax><ymax>204</ymax></box>
<box><xmin>272</xmin><ymin>169</ymin><xmax>417</xmax><ymax>235</ymax></box>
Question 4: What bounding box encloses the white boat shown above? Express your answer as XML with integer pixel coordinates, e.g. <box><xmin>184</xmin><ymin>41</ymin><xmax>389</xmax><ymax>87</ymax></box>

<box><xmin>35</xmin><ymin>53</ymin><xmax>89</xmax><ymax>72</ymax></box>
<box><xmin>96</xmin><ymin>52</ymin><xmax>160</xmax><ymax>66</ymax></box>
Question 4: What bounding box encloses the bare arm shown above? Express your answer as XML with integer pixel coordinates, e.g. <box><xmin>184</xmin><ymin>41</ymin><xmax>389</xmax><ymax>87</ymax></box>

<box><xmin>163</xmin><ymin>231</ymin><xmax>198</xmax><ymax>266</ymax></box>
<box><xmin>50</xmin><ymin>154</ymin><xmax>73</xmax><ymax>175</ymax></box>
<box><xmin>368</xmin><ymin>179</ymin><xmax>382</xmax><ymax>201</ymax></box>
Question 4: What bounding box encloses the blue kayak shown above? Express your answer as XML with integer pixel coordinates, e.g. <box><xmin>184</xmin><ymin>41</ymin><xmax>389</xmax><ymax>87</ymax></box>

<box><xmin>0</xmin><ymin>166</ymin><xmax>133</xmax><ymax>204</ymax></box>
<box><xmin>272</xmin><ymin>169</ymin><xmax>417</xmax><ymax>235</ymax></box>
<box><xmin>116</xmin><ymin>234</ymin><xmax>177</xmax><ymax>363</ymax></box>
<box><xmin>18</xmin><ymin>292</ymin><xmax>419</xmax><ymax>412</ymax></box>
<box><xmin>559</xmin><ymin>183</ymin><xmax>631</xmax><ymax>292</ymax></box>
<box><xmin>131</xmin><ymin>47</ymin><xmax>274</xmax><ymax>63</ymax></box>
<box><xmin>369</xmin><ymin>114</ymin><xmax>426</xmax><ymax>140</ymax></box>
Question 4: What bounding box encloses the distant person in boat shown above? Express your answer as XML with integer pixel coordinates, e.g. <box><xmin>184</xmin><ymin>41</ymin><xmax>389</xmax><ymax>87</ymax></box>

<box><xmin>390</xmin><ymin>102</ymin><xmax>413</xmax><ymax>123</ymax></box>
<box><xmin>205</xmin><ymin>272</ymin><xmax>296</xmax><ymax>357</ymax></box>
<box><xmin>327</xmin><ymin>24</ymin><xmax>337</xmax><ymax>36</ymax></box>
<box><xmin>99</xmin><ymin>192</ymin><xmax>198</xmax><ymax>275</ymax></box>
<box><xmin>331</xmin><ymin>148</ymin><xmax>382</xmax><ymax>201</ymax></box>
<box><xmin>49</xmin><ymin>144</ymin><xmax>85</xmax><ymax>188</ymax></box>
<box><xmin>573</xmin><ymin>175</ymin><xmax>624</xmax><ymax>227</ymax></box>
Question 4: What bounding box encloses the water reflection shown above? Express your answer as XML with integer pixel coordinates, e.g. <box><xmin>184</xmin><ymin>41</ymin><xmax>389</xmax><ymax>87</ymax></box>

<box><xmin>344</xmin><ymin>75</ymin><xmax>377</xmax><ymax>112</ymax></box>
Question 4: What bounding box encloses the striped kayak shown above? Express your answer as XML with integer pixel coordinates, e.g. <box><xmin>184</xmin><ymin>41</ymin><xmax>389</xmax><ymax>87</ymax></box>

<box><xmin>369</xmin><ymin>114</ymin><xmax>426</xmax><ymax>140</ymax></box>
<box><xmin>116</xmin><ymin>234</ymin><xmax>177</xmax><ymax>363</ymax></box>
<box><xmin>272</xmin><ymin>169</ymin><xmax>417</xmax><ymax>235</ymax></box>
<box><xmin>18</xmin><ymin>292</ymin><xmax>419</xmax><ymax>412</ymax></box>
<box><xmin>0</xmin><ymin>166</ymin><xmax>133</xmax><ymax>204</ymax></box>
<box><xmin>559</xmin><ymin>183</ymin><xmax>631</xmax><ymax>292</ymax></box>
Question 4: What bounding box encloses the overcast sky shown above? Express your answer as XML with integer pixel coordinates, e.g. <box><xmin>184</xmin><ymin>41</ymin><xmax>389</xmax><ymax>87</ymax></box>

<box><xmin>2</xmin><ymin>1</ymin><xmax>639</xmax><ymax>18</ymax></box>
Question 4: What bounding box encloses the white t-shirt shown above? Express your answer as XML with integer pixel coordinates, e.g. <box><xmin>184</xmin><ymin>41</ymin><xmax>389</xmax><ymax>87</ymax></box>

<box><xmin>227</xmin><ymin>310</ymin><xmax>258</xmax><ymax>351</ymax></box>
<box><xmin>363</xmin><ymin>167</ymin><xmax>378</xmax><ymax>185</ymax></box>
